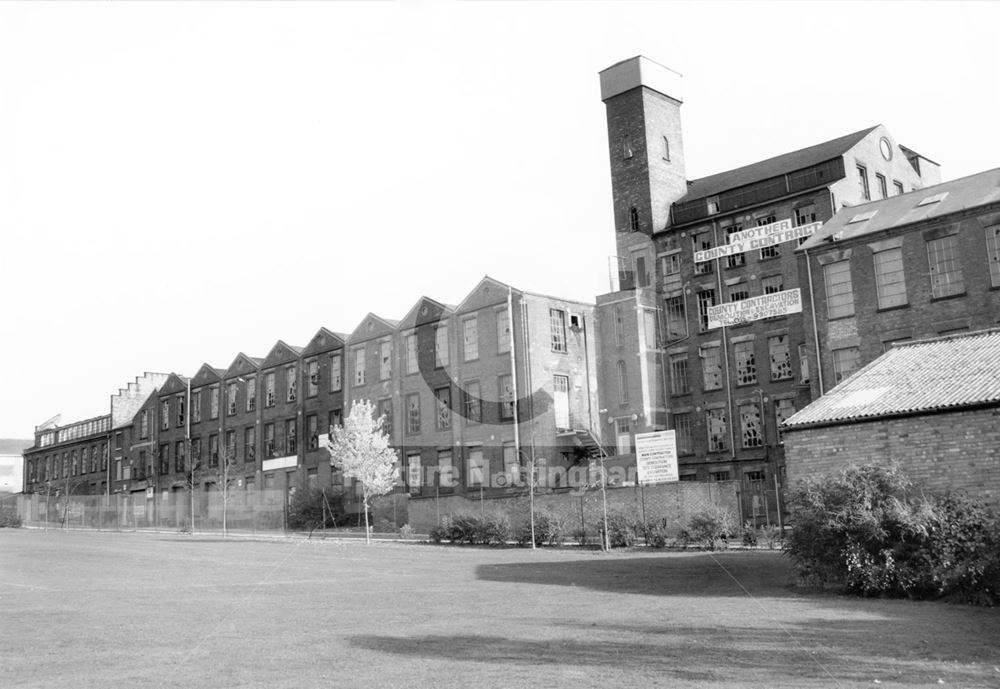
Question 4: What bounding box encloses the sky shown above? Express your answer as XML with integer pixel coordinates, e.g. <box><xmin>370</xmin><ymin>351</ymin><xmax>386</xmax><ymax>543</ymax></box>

<box><xmin>1</xmin><ymin>1</ymin><xmax>998</xmax><ymax>439</ymax></box>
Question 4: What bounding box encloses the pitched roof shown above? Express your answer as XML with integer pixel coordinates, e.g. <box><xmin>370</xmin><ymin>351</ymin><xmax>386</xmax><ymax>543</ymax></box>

<box><xmin>798</xmin><ymin>167</ymin><xmax>1000</xmax><ymax>251</ymax></box>
<box><xmin>784</xmin><ymin>329</ymin><xmax>1000</xmax><ymax>429</ymax></box>
<box><xmin>677</xmin><ymin>126</ymin><xmax>877</xmax><ymax>203</ymax></box>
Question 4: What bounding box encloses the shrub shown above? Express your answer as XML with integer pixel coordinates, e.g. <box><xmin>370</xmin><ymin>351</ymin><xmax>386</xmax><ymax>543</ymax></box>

<box><xmin>786</xmin><ymin>464</ymin><xmax>1000</xmax><ymax>605</ymax></box>
<box><xmin>515</xmin><ymin>513</ymin><xmax>564</xmax><ymax>547</ymax></box>
<box><xmin>598</xmin><ymin>513</ymin><xmax>638</xmax><ymax>548</ymax></box>
<box><xmin>448</xmin><ymin>514</ymin><xmax>481</xmax><ymax>544</ymax></box>
<box><xmin>687</xmin><ymin>506</ymin><xmax>738</xmax><ymax>550</ymax></box>
<box><xmin>428</xmin><ymin>524</ymin><xmax>449</xmax><ymax>544</ymax></box>
<box><xmin>476</xmin><ymin>513</ymin><xmax>512</xmax><ymax>546</ymax></box>
<box><xmin>287</xmin><ymin>488</ymin><xmax>339</xmax><ymax>535</ymax></box>
<box><xmin>399</xmin><ymin>523</ymin><xmax>414</xmax><ymax>540</ymax></box>
<box><xmin>643</xmin><ymin>520</ymin><xmax>669</xmax><ymax>548</ymax></box>
<box><xmin>0</xmin><ymin>508</ymin><xmax>22</xmax><ymax>528</ymax></box>
<box><xmin>374</xmin><ymin>517</ymin><xmax>394</xmax><ymax>534</ymax></box>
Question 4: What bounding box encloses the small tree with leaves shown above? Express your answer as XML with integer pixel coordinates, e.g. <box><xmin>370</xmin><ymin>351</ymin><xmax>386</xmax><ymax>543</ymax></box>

<box><xmin>327</xmin><ymin>399</ymin><xmax>398</xmax><ymax>545</ymax></box>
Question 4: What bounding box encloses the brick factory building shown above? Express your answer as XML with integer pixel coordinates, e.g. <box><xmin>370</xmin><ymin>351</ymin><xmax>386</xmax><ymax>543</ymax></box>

<box><xmin>797</xmin><ymin>167</ymin><xmax>1000</xmax><ymax>394</ymax></box>
<box><xmin>594</xmin><ymin>55</ymin><xmax>941</xmax><ymax>507</ymax></box>
<box><xmin>782</xmin><ymin>329</ymin><xmax>1000</xmax><ymax>505</ymax></box>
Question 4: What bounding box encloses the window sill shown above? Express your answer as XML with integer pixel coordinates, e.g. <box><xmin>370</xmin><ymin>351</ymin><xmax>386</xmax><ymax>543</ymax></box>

<box><xmin>876</xmin><ymin>303</ymin><xmax>910</xmax><ymax>313</ymax></box>
<box><xmin>930</xmin><ymin>292</ymin><xmax>967</xmax><ymax>302</ymax></box>
<box><xmin>826</xmin><ymin>314</ymin><xmax>855</xmax><ymax>322</ymax></box>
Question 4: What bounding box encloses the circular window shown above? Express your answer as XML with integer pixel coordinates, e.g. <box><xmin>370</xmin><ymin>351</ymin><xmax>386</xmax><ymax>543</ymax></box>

<box><xmin>879</xmin><ymin>137</ymin><xmax>893</xmax><ymax>161</ymax></box>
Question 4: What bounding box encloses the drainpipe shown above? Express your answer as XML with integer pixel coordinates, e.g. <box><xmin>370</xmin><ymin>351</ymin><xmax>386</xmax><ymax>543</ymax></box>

<box><xmin>712</xmin><ymin>221</ymin><xmax>738</xmax><ymax>459</ymax></box>
<box><xmin>804</xmin><ymin>248</ymin><xmax>825</xmax><ymax>396</ymax></box>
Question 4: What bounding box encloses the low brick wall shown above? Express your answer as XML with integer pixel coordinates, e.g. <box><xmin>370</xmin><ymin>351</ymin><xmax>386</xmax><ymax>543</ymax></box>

<box><xmin>785</xmin><ymin>407</ymin><xmax>1000</xmax><ymax>505</ymax></box>
<box><xmin>404</xmin><ymin>481</ymin><xmax>739</xmax><ymax>537</ymax></box>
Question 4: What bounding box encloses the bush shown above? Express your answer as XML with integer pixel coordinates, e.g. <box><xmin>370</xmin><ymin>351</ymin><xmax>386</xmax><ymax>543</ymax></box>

<box><xmin>429</xmin><ymin>524</ymin><xmax>449</xmax><ymax>544</ymax></box>
<box><xmin>643</xmin><ymin>520</ymin><xmax>669</xmax><ymax>548</ymax></box>
<box><xmin>687</xmin><ymin>506</ymin><xmax>738</xmax><ymax>550</ymax></box>
<box><xmin>374</xmin><ymin>517</ymin><xmax>394</xmax><ymax>534</ymax></box>
<box><xmin>786</xmin><ymin>464</ymin><xmax>1000</xmax><ymax>605</ymax></box>
<box><xmin>515</xmin><ymin>513</ymin><xmax>564</xmax><ymax>547</ymax></box>
<box><xmin>0</xmin><ymin>508</ymin><xmax>22</xmax><ymax>528</ymax></box>
<box><xmin>598</xmin><ymin>513</ymin><xmax>638</xmax><ymax>548</ymax></box>
<box><xmin>399</xmin><ymin>523</ymin><xmax>414</xmax><ymax>540</ymax></box>
<box><xmin>287</xmin><ymin>488</ymin><xmax>339</xmax><ymax>534</ymax></box>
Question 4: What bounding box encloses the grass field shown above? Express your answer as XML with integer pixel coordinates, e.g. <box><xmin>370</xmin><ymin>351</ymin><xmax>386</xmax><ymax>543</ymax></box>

<box><xmin>1</xmin><ymin>529</ymin><xmax>998</xmax><ymax>689</ymax></box>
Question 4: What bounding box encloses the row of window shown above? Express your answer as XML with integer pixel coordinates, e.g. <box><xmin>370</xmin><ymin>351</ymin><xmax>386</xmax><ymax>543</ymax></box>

<box><xmin>689</xmin><ymin>208</ymin><xmax>815</xmax><ymax>277</ymax></box>
<box><xmin>664</xmin><ymin>335</ymin><xmax>809</xmax><ymax>398</ymax></box>
<box><xmin>669</xmin><ymin>399</ymin><xmax>797</xmax><ymax>455</ymax></box>
<box><xmin>26</xmin><ymin>443</ymin><xmax>109</xmax><ymax>483</ymax></box>
<box><xmin>823</xmin><ymin>226</ymin><xmax>1000</xmax><ymax>318</ymax></box>
<box><xmin>403</xmin><ymin>443</ymin><xmax>522</xmax><ymax>492</ymax></box>
<box><xmin>857</xmin><ymin>164</ymin><xmax>905</xmax><ymax>202</ymax></box>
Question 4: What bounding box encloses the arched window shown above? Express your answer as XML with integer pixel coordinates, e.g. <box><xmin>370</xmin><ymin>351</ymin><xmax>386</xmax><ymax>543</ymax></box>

<box><xmin>662</xmin><ymin>136</ymin><xmax>670</xmax><ymax>161</ymax></box>
<box><xmin>617</xmin><ymin>360</ymin><xmax>629</xmax><ymax>405</ymax></box>
<box><xmin>629</xmin><ymin>207</ymin><xmax>639</xmax><ymax>232</ymax></box>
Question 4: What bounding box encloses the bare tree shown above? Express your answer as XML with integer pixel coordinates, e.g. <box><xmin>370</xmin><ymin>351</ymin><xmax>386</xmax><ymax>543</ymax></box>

<box><xmin>327</xmin><ymin>399</ymin><xmax>397</xmax><ymax>545</ymax></box>
<box><xmin>186</xmin><ymin>445</ymin><xmax>241</xmax><ymax>536</ymax></box>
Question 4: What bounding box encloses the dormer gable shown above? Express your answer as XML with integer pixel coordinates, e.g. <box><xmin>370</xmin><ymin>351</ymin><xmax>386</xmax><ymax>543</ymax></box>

<box><xmin>347</xmin><ymin>313</ymin><xmax>399</xmax><ymax>345</ymax></box>
<box><xmin>260</xmin><ymin>340</ymin><xmax>303</xmax><ymax>369</ymax></box>
<box><xmin>397</xmin><ymin>297</ymin><xmax>454</xmax><ymax>331</ymax></box>
<box><xmin>158</xmin><ymin>373</ymin><xmax>190</xmax><ymax>396</ymax></box>
<box><xmin>224</xmin><ymin>353</ymin><xmax>262</xmax><ymax>380</ymax></box>
<box><xmin>301</xmin><ymin>328</ymin><xmax>345</xmax><ymax>358</ymax></box>
<box><xmin>189</xmin><ymin>363</ymin><xmax>224</xmax><ymax>388</ymax></box>
<box><xmin>455</xmin><ymin>276</ymin><xmax>520</xmax><ymax>315</ymax></box>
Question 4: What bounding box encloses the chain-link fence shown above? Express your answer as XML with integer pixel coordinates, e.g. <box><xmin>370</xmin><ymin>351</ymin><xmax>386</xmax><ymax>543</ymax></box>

<box><xmin>13</xmin><ymin>489</ymin><xmax>290</xmax><ymax>534</ymax></box>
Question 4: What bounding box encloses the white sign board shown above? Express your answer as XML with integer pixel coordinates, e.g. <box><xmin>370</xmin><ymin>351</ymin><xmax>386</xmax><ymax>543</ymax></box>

<box><xmin>707</xmin><ymin>288</ymin><xmax>802</xmax><ymax>329</ymax></box>
<box><xmin>694</xmin><ymin>221</ymin><xmax>821</xmax><ymax>263</ymax></box>
<box><xmin>634</xmin><ymin>430</ymin><xmax>679</xmax><ymax>485</ymax></box>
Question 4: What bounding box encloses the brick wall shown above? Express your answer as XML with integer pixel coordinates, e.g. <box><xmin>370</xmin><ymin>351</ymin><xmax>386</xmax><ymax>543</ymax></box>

<box><xmin>784</xmin><ymin>407</ymin><xmax>1000</xmax><ymax>505</ymax></box>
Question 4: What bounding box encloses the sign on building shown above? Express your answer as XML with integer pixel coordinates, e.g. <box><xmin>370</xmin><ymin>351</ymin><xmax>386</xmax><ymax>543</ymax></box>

<box><xmin>694</xmin><ymin>221</ymin><xmax>821</xmax><ymax>263</ymax></box>
<box><xmin>634</xmin><ymin>430</ymin><xmax>679</xmax><ymax>485</ymax></box>
<box><xmin>707</xmin><ymin>288</ymin><xmax>802</xmax><ymax>329</ymax></box>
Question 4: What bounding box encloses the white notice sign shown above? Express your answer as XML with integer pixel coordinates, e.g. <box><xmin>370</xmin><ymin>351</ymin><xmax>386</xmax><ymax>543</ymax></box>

<box><xmin>707</xmin><ymin>288</ymin><xmax>802</xmax><ymax>329</ymax></box>
<box><xmin>634</xmin><ymin>430</ymin><xmax>679</xmax><ymax>485</ymax></box>
<box><xmin>694</xmin><ymin>221</ymin><xmax>821</xmax><ymax>262</ymax></box>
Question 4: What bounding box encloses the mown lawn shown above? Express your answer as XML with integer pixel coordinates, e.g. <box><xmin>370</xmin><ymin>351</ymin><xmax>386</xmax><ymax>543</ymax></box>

<box><xmin>1</xmin><ymin>529</ymin><xmax>998</xmax><ymax>688</ymax></box>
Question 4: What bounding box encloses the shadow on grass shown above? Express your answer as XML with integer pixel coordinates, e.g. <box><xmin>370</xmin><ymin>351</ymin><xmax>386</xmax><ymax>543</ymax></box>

<box><xmin>476</xmin><ymin>551</ymin><xmax>798</xmax><ymax>598</ymax></box>
<box><xmin>349</xmin><ymin>616</ymin><xmax>1000</xmax><ymax>686</ymax></box>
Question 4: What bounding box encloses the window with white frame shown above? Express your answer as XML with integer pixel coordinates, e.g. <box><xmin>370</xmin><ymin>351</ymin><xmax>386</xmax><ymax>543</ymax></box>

<box><xmin>496</xmin><ymin>309</ymin><xmax>510</xmax><ymax>354</ymax></box>
<box><xmin>664</xmin><ymin>295</ymin><xmax>687</xmax><ymax>340</ymax></box>
<box><xmin>502</xmin><ymin>442</ymin><xmax>519</xmax><ymax>482</ymax></box>
<box><xmin>701</xmin><ymin>344</ymin><xmax>722</xmax><ymax>391</ymax></box>
<box><xmin>693</xmin><ymin>232</ymin><xmax>713</xmax><ymax>274</ymax></box>
<box><xmin>706</xmin><ymin>408</ymin><xmax>728</xmax><ymax>452</ymax></box>
<box><xmin>435</xmin><ymin>387</ymin><xmax>451</xmax><ymax>430</ymax></box>
<box><xmin>285</xmin><ymin>366</ymin><xmax>296</xmax><ymax>402</ymax></box>
<box><xmin>823</xmin><ymin>260</ymin><xmax>855</xmax><ymax>318</ymax></box>
<box><xmin>724</xmin><ymin>224</ymin><xmax>745</xmax><ymax>267</ymax></box>
<box><xmin>553</xmin><ymin>375</ymin><xmax>570</xmax><ymax>430</ymax></box>
<box><xmin>176</xmin><ymin>394</ymin><xmax>185</xmax><ymax>427</ymax></box>
<box><xmin>927</xmin><ymin>235</ymin><xmax>965</xmax><ymax>298</ymax></box>
<box><xmin>669</xmin><ymin>353</ymin><xmax>689</xmax><ymax>395</ymax></box>
<box><xmin>435</xmin><ymin>324</ymin><xmax>450</xmax><ymax>366</ymax></box>
<box><xmin>463</xmin><ymin>317</ymin><xmax>478</xmax><ymax>361</ymax></box>
<box><xmin>466</xmin><ymin>448</ymin><xmax>485</xmax><ymax>488</ymax></box>
<box><xmin>307</xmin><ymin>360</ymin><xmax>319</xmax><ymax>397</ymax></box>
<box><xmin>379</xmin><ymin>340</ymin><xmax>391</xmax><ymax>380</ymax></box>
<box><xmin>227</xmin><ymin>382</ymin><xmax>238</xmax><ymax>415</ymax></box>
<box><xmin>353</xmin><ymin>348</ymin><xmax>366</xmax><ymax>386</ymax></box>
<box><xmin>739</xmin><ymin>403</ymin><xmax>764</xmax><ymax>448</ymax></box>
<box><xmin>733</xmin><ymin>340</ymin><xmax>756</xmax><ymax>385</ymax></box>
<box><xmin>762</xmin><ymin>275</ymin><xmax>783</xmax><ymax>295</ymax></box>
<box><xmin>264</xmin><ymin>423</ymin><xmax>275</xmax><ymax>458</ymax></box>
<box><xmin>673</xmin><ymin>413</ymin><xmax>693</xmax><ymax>454</ymax></box>
<box><xmin>161</xmin><ymin>399</ymin><xmax>170</xmax><ymax>430</ymax></box>
<box><xmin>697</xmin><ymin>289</ymin><xmax>716</xmax><ymax>331</ymax></box>
<box><xmin>210</xmin><ymin>386</ymin><xmax>220</xmax><ymax>419</ymax></box>
<box><xmin>499</xmin><ymin>375</ymin><xmax>515</xmax><ymax>419</ymax></box>
<box><xmin>329</xmin><ymin>354</ymin><xmax>342</xmax><ymax>392</ymax></box>
<box><xmin>377</xmin><ymin>399</ymin><xmax>393</xmax><ymax>435</ymax></box>
<box><xmin>857</xmin><ymin>164</ymin><xmax>870</xmax><ymax>200</ymax></box>
<box><xmin>464</xmin><ymin>381</ymin><xmax>481</xmax><ymax>424</ymax></box>
<box><xmin>988</xmin><ymin>226</ymin><xmax>1000</xmax><ymax>287</ymax></box>
<box><xmin>406</xmin><ymin>393</ymin><xmax>421</xmax><ymax>435</ymax></box>
<box><xmin>832</xmin><ymin>347</ymin><xmax>860</xmax><ymax>384</ymax></box>
<box><xmin>192</xmin><ymin>390</ymin><xmax>202</xmax><ymax>423</ymax></box>
<box><xmin>550</xmin><ymin>309</ymin><xmax>567</xmax><ymax>352</ymax></box>
<box><xmin>757</xmin><ymin>215</ymin><xmax>779</xmax><ymax>259</ymax></box>
<box><xmin>405</xmin><ymin>333</ymin><xmax>418</xmax><ymax>375</ymax></box>
<box><xmin>768</xmin><ymin>335</ymin><xmax>792</xmax><ymax>381</ymax></box>
<box><xmin>873</xmin><ymin>247</ymin><xmax>907</xmax><ymax>308</ymax></box>
<box><xmin>246</xmin><ymin>377</ymin><xmax>256</xmax><ymax>412</ymax></box>
<box><xmin>661</xmin><ymin>252</ymin><xmax>681</xmax><ymax>278</ymax></box>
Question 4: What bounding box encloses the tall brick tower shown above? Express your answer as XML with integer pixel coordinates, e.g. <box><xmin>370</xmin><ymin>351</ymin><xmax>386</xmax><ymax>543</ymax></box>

<box><xmin>599</xmin><ymin>56</ymin><xmax>687</xmax><ymax>274</ymax></box>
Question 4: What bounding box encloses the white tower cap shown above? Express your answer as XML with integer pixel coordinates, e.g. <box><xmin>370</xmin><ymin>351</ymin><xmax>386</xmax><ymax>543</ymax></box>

<box><xmin>599</xmin><ymin>56</ymin><xmax>683</xmax><ymax>103</ymax></box>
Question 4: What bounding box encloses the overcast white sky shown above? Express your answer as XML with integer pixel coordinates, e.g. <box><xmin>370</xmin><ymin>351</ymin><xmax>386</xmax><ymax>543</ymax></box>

<box><xmin>1</xmin><ymin>1</ymin><xmax>998</xmax><ymax>439</ymax></box>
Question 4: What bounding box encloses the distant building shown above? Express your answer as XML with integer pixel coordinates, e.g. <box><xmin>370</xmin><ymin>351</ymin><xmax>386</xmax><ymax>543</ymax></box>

<box><xmin>0</xmin><ymin>439</ymin><xmax>32</xmax><ymax>493</ymax></box>
<box><xmin>797</xmin><ymin>167</ymin><xmax>1000</xmax><ymax>395</ymax></box>
<box><xmin>783</xmin><ymin>329</ymin><xmax>1000</xmax><ymax>505</ymax></box>
<box><xmin>595</xmin><ymin>55</ymin><xmax>941</xmax><ymax>495</ymax></box>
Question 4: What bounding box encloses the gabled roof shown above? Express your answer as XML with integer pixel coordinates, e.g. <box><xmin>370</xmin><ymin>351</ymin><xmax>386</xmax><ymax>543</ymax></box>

<box><xmin>158</xmin><ymin>373</ymin><xmax>191</xmax><ymax>396</ymax></box>
<box><xmin>397</xmin><ymin>296</ymin><xmax>454</xmax><ymax>331</ymax></box>
<box><xmin>455</xmin><ymin>276</ymin><xmax>521</xmax><ymax>314</ymax></box>
<box><xmin>224</xmin><ymin>353</ymin><xmax>262</xmax><ymax>380</ymax></box>
<box><xmin>785</xmin><ymin>329</ymin><xmax>1000</xmax><ymax>429</ymax></box>
<box><xmin>300</xmin><ymin>328</ymin><xmax>345</xmax><ymax>358</ymax></box>
<box><xmin>677</xmin><ymin>126</ymin><xmax>878</xmax><ymax>203</ymax></box>
<box><xmin>260</xmin><ymin>340</ymin><xmax>303</xmax><ymax>369</ymax></box>
<box><xmin>189</xmin><ymin>364</ymin><xmax>224</xmax><ymax>388</ymax></box>
<box><xmin>347</xmin><ymin>314</ymin><xmax>399</xmax><ymax>344</ymax></box>
<box><xmin>798</xmin><ymin>167</ymin><xmax>1000</xmax><ymax>251</ymax></box>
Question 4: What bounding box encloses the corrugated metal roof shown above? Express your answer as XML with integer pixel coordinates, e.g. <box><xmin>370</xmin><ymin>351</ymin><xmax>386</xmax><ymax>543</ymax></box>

<box><xmin>798</xmin><ymin>167</ymin><xmax>1000</xmax><ymax>251</ymax></box>
<box><xmin>676</xmin><ymin>126</ymin><xmax>876</xmax><ymax>203</ymax></box>
<box><xmin>785</xmin><ymin>329</ymin><xmax>1000</xmax><ymax>428</ymax></box>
